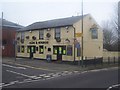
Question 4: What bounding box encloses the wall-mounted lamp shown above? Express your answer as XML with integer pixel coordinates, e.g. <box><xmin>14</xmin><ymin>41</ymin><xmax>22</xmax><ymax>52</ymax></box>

<box><xmin>47</xmin><ymin>28</ymin><xmax>51</xmax><ymax>31</ymax></box>
<box><xmin>65</xmin><ymin>26</ymin><xmax>69</xmax><ymax>29</ymax></box>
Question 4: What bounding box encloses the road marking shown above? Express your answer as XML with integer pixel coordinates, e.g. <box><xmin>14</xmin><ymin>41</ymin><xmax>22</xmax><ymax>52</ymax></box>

<box><xmin>39</xmin><ymin>74</ymin><xmax>47</xmax><ymax>77</ymax></box>
<box><xmin>34</xmin><ymin>77</ymin><xmax>42</xmax><ymax>79</ymax></box>
<box><xmin>0</xmin><ymin>81</ymin><xmax>19</xmax><ymax>87</ymax></box>
<box><xmin>47</xmin><ymin>73</ymin><xmax>55</xmax><ymax>76</ymax></box>
<box><xmin>107</xmin><ymin>84</ymin><xmax>120</xmax><ymax>90</ymax></box>
<box><xmin>43</xmin><ymin>75</ymin><xmax>51</xmax><ymax>78</ymax></box>
<box><xmin>111</xmin><ymin>84</ymin><xmax>120</xmax><ymax>87</ymax></box>
<box><xmin>23</xmin><ymin>79</ymin><xmax>32</xmax><ymax>81</ymax></box>
<box><xmin>6</xmin><ymin>70</ymin><xmax>35</xmax><ymax>79</ymax></box>
<box><xmin>73</xmin><ymin>71</ymin><xmax>79</xmax><ymax>73</ymax></box>
<box><xmin>0</xmin><ymin>83</ymin><xmax>5</xmax><ymax>87</ymax></box>
<box><xmin>12</xmin><ymin>63</ymin><xmax>56</xmax><ymax>71</ymax></box>
<box><xmin>3</xmin><ymin>64</ymin><xmax>26</xmax><ymax>70</ymax></box>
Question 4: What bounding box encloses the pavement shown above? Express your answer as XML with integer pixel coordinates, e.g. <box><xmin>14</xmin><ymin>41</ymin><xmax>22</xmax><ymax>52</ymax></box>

<box><xmin>2</xmin><ymin>57</ymin><xmax>119</xmax><ymax>71</ymax></box>
<box><xmin>2</xmin><ymin>57</ymin><xmax>84</xmax><ymax>72</ymax></box>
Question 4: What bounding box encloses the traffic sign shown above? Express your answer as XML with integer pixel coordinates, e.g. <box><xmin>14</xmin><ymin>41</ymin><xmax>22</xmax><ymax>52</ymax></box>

<box><xmin>75</xmin><ymin>43</ymin><xmax>80</xmax><ymax>48</ymax></box>
<box><xmin>75</xmin><ymin>33</ymin><xmax>82</xmax><ymax>37</ymax></box>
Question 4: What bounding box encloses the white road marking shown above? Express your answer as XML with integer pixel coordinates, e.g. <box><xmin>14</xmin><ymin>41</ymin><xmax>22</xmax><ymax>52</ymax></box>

<box><xmin>43</xmin><ymin>75</ymin><xmax>51</xmax><ymax>78</ymax></box>
<box><xmin>73</xmin><ymin>71</ymin><xmax>79</xmax><ymax>73</ymax></box>
<box><xmin>3</xmin><ymin>64</ymin><xmax>26</xmax><ymax>70</ymax></box>
<box><xmin>47</xmin><ymin>73</ymin><xmax>55</xmax><ymax>76</ymax></box>
<box><xmin>111</xmin><ymin>84</ymin><xmax>120</xmax><ymax>87</ymax></box>
<box><xmin>0</xmin><ymin>83</ymin><xmax>4</xmax><ymax>86</ymax></box>
<box><xmin>23</xmin><ymin>79</ymin><xmax>32</xmax><ymax>81</ymax></box>
<box><xmin>107</xmin><ymin>84</ymin><xmax>120</xmax><ymax>90</ymax></box>
<box><xmin>81</xmin><ymin>71</ymin><xmax>88</xmax><ymax>74</ymax></box>
<box><xmin>39</xmin><ymin>74</ymin><xmax>47</xmax><ymax>77</ymax></box>
<box><xmin>6</xmin><ymin>70</ymin><xmax>35</xmax><ymax>79</ymax></box>
<box><xmin>34</xmin><ymin>77</ymin><xmax>42</xmax><ymax>79</ymax></box>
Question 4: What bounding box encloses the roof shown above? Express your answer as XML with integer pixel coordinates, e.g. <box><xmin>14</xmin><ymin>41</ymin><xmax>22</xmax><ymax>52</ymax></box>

<box><xmin>18</xmin><ymin>14</ymin><xmax>88</xmax><ymax>32</ymax></box>
<box><xmin>0</xmin><ymin>19</ymin><xmax>24</xmax><ymax>29</ymax></box>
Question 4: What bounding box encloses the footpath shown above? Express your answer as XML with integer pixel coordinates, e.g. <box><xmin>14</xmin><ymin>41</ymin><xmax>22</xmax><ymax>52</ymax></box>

<box><xmin>2</xmin><ymin>57</ymin><xmax>119</xmax><ymax>72</ymax></box>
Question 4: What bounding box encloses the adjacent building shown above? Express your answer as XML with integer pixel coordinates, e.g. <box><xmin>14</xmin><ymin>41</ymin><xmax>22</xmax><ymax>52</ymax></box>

<box><xmin>16</xmin><ymin>14</ymin><xmax>103</xmax><ymax>62</ymax></box>
<box><xmin>1</xmin><ymin>19</ymin><xmax>23</xmax><ymax>57</ymax></box>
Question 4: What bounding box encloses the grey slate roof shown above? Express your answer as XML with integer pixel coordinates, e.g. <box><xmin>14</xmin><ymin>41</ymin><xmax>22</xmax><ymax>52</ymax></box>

<box><xmin>0</xmin><ymin>19</ymin><xmax>24</xmax><ymax>29</ymax></box>
<box><xmin>18</xmin><ymin>14</ymin><xmax>88</xmax><ymax>32</ymax></box>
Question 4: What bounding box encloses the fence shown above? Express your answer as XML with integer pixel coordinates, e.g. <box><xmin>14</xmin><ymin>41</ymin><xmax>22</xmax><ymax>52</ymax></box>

<box><xmin>80</xmin><ymin>56</ymin><xmax>119</xmax><ymax>67</ymax></box>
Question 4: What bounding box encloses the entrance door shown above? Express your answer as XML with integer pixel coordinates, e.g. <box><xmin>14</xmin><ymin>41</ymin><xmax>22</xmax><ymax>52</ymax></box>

<box><xmin>57</xmin><ymin>46</ymin><xmax>62</xmax><ymax>61</ymax></box>
<box><xmin>28</xmin><ymin>46</ymin><xmax>36</xmax><ymax>59</ymax></box>
<box><xmin>53</xmin><ymin>46</ymin><xmax>66</xmax><ymax>61</ymax></box>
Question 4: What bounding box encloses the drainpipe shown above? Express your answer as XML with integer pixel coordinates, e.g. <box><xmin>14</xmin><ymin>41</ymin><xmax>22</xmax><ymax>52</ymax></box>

<box><xmin>72</xmin><ymin>25</ymin><xmax>76</xmax><ymax>62</ymax></box>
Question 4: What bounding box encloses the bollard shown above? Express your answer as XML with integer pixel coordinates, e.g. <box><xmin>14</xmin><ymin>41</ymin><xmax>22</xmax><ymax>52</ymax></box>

<box><xmin>85</xmin><ymin>57</ymin><xmax>87</xmax><ymax>67</ymax></box>
<box><xmin>113</xmin><ymin>56</ymin><xmax>115</xmax><ymax>64</ymax></box>
<box><xmin>94</xmin><ymin>57</ymin><xmax>96</xmax><ymax>67</ymax></box>
<box><xmin>101</xmin><ymin>57</ymin><xmax>103</xmax><ymax>66</ymax></box>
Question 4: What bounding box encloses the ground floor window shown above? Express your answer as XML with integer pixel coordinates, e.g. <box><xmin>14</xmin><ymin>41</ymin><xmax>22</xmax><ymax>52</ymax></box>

<box><xmin>53</xmin><ymin>46</ymin><xmax>66</xmax><ymax>55</ymax></box>
<box><xmin>62</xmin><ymin>46</ymin><xmax>66</xmax><ymax>55</ymax></box>
<box><xmin>27</xmin><ymin>46</ymin><xmax>30</xmax><ymax>53</ymax></box>
<box><xmin>67</xmin><ymin>45</ymin><xmax>72</xmax><ymax>56</ymax></box>
<box><xmin>53</xmin><ymin>46</ymin><xmax>57</xmax><ymax>54</ymax></box>
<box><xmin>77</xmin><ymin>48</ymin><xmax>81</xmax><ymax>57</ymax></box>
<box><xmin>39</xmin><ymin>46</ymin><xmax>44</xmax><ymax>54</ymax></box>
<box><xmin>21</xmin><ymin>46</ymin><xmax>24</xmax><ymax>53</ymax></box>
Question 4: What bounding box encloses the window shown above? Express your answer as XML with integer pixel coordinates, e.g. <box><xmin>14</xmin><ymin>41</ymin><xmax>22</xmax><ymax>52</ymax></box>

<box><xmin>62</xmin><ymin>46</ymin><xmax>66</xmax><ymax>55</ymax></box>
<box><xmin>21</xmin><ymin>32</ymin><xmax>25</xmax><ymax>43</ymax></box>
<box><xmin>48</xmin><ymin>48</ymin><xmax>51</xmax><ymax>52</ymax></box>
<box><xmin>27</xmin><ymin>46</ymin><xmax>30</xmax><ymax>53</ymax></box>
<box><xmin>55</xmin><ymin>28</ymin><xmax>61</xmax><ymax>39</ymax></box>
<box><xmin>53</xmin><ymin>46</ymin><xmax>66</xmax><ymax>55</ymax></box>
<box><xmin>77</xmin><ymin>48</ymin><xmax>81</xmax><ymax>57</ymax></box>
<box><xmin>91</xmin><ymin>28</ymin><xmax>98</xmax><ymax>39</ymax></box>
<box><xmin>17</xmin><ymin>45</ymin><xmax>20</xmax><ymax>53</ymax></box>
<box><xmin>2</xmin><ymin>40</ymin><xmax>7</xmax><ymax>45</ymax></box>
<box><xmin>39</xmin><ymin>46</ymin><xmax>44</xmax><ymax>54</ymax></box>
<box><xmin>53</xmin><ymin>46</ymin><xmax>57</xmax><ymax>54</ymax></box>
<box><xmin>39</xmin><ymin>30</ymin><xmax>44</xmax><ymax>40</ymax></box>
<box><xmin>67</xmin><ymin>45</ymin><xmax>72</xmax><ymax>56</ymax></box>
<box><xmin>31</xmin><ymin>46</ymin><xmax>36</xmax><ymax>53</ymax></box>
<box><xmin>21</xmin><ymin>46</ymin><xmax>24</xmax><ymax>53</ymax></box>
<box><xmin>36</xmin><ymin>47</ymin><xmax>38</xmax><ymax>51</ymax></box>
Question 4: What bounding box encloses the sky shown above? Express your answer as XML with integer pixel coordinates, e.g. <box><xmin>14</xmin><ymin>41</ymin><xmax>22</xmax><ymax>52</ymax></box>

<box><xmin>0</xmin><ymin>0</ymin><xmax>119</xmax><ymax>26</ymax></box>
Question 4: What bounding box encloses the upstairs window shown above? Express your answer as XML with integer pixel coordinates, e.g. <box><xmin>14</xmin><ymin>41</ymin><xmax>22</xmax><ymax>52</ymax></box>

<box><xmin>39</xmin><ymin>30</ymin><xmax>44</xmax><ymax>40</ymax></box>
<box><xmin>21</xmin><ymin>32</ymin><xmax>25</xmax><ymax>43</ymax></box>
<box><xmin>91</xmin><ymin>28</ymin><xmax>98</xmax><ymax>39</ymax></box>
<box><xmin>55</xmin><ymin>28</ymin><xmax>61</xmax><ymax>39</ymax></box>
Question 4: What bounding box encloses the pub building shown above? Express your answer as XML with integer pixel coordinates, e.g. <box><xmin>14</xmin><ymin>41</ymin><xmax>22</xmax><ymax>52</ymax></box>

<box><xmin>16</xmin><ymin>14</ymin><xmax>103</xmax><ymax>62</ymax></box>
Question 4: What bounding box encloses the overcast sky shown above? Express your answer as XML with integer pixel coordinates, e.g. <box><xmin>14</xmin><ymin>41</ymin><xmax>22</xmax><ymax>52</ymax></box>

<box><xmin>0</xmin><ymin>0</ymin><xmax>119</xmax><ymax>26</ymax></box>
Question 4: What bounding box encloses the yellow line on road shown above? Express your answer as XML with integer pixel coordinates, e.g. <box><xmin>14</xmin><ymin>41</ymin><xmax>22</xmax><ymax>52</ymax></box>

<box><xmin>3</xmin><ymin>62</ymin><xmax>56</xmax><ymax>72</ymax></box>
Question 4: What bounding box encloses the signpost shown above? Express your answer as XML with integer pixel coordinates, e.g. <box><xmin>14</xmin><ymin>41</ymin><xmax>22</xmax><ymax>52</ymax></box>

<box><xmin>73</xmin><ymin>38</ymin><xmax>81</xmax><ymax>66</ymax></box>
<box><xmin>75</xmin><ymin>33</ymin><xmax>83</xmax><ymax>37</ymax></box>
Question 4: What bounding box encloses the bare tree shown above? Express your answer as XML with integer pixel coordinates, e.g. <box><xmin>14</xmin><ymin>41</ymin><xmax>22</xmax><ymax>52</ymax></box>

<box><xmin>102</xmin><ymin>2</ymin><xmax>119</xmax><ymax>51</ymax></box>
<box><xmin>102</xmin><ymin>21</ymin><xmax>118</xmax><ymax>51</ymax></box>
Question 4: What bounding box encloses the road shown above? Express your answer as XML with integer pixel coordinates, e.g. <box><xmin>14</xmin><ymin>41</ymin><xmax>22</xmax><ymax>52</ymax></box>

<box><xmin>1</xmin><ymin>62</ymin><xmax>119</xmax><ymax>88</ymax></box>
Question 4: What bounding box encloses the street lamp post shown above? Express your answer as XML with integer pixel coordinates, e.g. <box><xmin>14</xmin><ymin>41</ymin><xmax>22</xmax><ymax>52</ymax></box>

<box><xmin>81</xmin><ymin>0</ymin><xmax>84</xmax><ymax>67</ymax></box>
